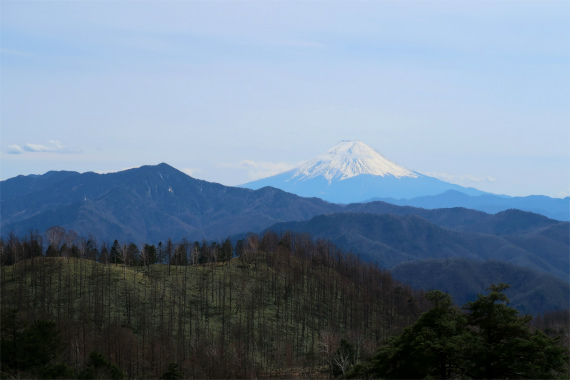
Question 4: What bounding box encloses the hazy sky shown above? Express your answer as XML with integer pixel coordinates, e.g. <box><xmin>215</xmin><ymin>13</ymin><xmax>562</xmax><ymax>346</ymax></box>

<box><xmin>2</xmin><ymin>1</ymin><xmax>569</xmax><ymax>198</ymax></box>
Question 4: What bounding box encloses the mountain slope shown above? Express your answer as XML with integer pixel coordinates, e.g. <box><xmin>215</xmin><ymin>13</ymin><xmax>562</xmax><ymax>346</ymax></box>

<box><xmin>242</xmin><ymin>140</ymin><xmax>487</xmax><ymax>203</ymax></box>
<box><xmin>1</xmin><ymin>232</ymin><xmax>426</xmax><ymax>379</ymax></box>
<box><xmin>1</xmin><ymin>163</ymin><xmax>343</xmax><ymax>243</ymax></box>
<box><xmin>344</xmin><ymin>202</ymin><xmax>564</xmax><ymax>234</ymax></box>
<box><xmin>390</xmin><ymin>258</ymin><xmax>570</xmax><ymax>315</ymax></box>
<box><xmin>3</xmin><ymin>162</ymin><xmax>567</xmax><ymax>279</ymax></box>
<box><xmin>242</xmin><ymin>141</ymin><xmax>568</xmax><ymax>220</ymax></box>
<box><xmin>368</xmin><ymin>190</ymin><xmax>569</xmax><ymax>221</ymax></box>
<box><xmin>264</xmin><ymin>212</ymin><xmax>569</xmax><ymax>280</ymax></box>
<box><xmin>291</xmin><ymin>139</ymin><xmax>418</xmax><ymax>181</ymax></box>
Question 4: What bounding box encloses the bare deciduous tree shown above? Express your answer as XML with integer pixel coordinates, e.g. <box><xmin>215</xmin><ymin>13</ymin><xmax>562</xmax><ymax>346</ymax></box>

<box><xmin>45</xmin><ymin>226</ymin><xmax>66</xmax><ymax>255</ymax></box>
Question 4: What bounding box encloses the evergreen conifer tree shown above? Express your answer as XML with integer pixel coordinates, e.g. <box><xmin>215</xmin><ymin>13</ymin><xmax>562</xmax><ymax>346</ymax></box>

<box><xmin>358</xmin><ymin>284</ymin><xmax>569</xmax><ymax>379</ymax></box>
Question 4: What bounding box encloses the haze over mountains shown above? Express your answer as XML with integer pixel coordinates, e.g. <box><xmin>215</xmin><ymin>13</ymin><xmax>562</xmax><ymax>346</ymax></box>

<box><xmin>243</xmin><ymin>140</ymin><xmax>569</xmax><ymax>220</ymax></box>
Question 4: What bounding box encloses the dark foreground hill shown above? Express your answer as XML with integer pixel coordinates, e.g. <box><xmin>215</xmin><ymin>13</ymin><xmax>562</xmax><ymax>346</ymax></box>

<box><xmin>0</xmin><ymin>231</ymin><xmax>426</xmax><ymax>379</ymax></box>
<box><xmin>390</xmin><ymin>258</ymin><xmax>570</xmax><ymax>315</ymax></box>
<box><xmin>1</xmin><ymin>164</ymin><xmax>342</xmax><ymax>243</ymax></box>
<box><xmin>265</xmin><ymin>212</ymin><xmax>569</xmax><ymax>281</ymax></box>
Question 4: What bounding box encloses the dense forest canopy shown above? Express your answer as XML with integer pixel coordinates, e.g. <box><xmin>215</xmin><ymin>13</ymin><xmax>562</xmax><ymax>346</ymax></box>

<box><xmin>349</xmin><ymin>285</ymin><xmax>569</xmax><ymax>379</ymax></box>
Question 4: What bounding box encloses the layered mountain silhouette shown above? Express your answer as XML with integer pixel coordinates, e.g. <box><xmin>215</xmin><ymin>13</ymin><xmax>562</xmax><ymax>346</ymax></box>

<box><xmin>368</xmin><ymin>190</ymin><xmax>569</xmax><ymax>221</ymax></box>
<box><xmin>242</xmin><ymin>140</ymin><xmax>569</xmax><ymax>220</ymax></box>
<box><xmin>1</xmin><ymin>163</ymin><xmax>343</xmax><ymax>243</ymax></box>
<box><xmin>264</xmin><ymin>212</ymin><xmax>569</xmax><ymax>281</ymax></box>
<box><xmin>344</xmin><ymin>202</ymin><xmax>563</xmax><ymax>234</ymax></box>
<box><xmin>390</xmin><ymin>258</ymin><xmax>569</xmax><ymax>316</ymax></box>
<box><xmin>3</xmin><ymin>162</ymin><xmax>569</xmax><ymax>307</ymax></box>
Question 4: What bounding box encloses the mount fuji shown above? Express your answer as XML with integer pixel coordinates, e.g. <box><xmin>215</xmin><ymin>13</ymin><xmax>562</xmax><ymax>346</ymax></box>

<box><xmin>242</xmin><ymin>140</ymin><xmax>488</xmax><ymax>204</ymax></box>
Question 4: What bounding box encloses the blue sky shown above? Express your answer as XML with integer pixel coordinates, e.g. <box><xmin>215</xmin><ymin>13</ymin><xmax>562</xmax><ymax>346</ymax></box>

<box><xmin>1</xmin><ymin>1</ymin><xmax>569</xmax><ymax>197</ymax></box>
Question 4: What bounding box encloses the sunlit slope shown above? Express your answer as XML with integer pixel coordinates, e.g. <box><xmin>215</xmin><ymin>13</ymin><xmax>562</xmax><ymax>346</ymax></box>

<box><xmin>1</xmin><ymin>236</ymin><xmax>425</xmax><ymax>378</ymax></box>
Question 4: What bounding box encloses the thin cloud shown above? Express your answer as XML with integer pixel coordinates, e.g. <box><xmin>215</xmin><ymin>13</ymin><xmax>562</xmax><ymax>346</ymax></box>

<box><xmin>6</xmin><ymin>145</ymin><xmax>25</xmax><ymax>154</ymax></box>
<box><xmin>181</xmin><ymin>168</ymin><xmax>201</xmax><ymax>177</ymax></box>
<box><xmin>426</xmin><ymin>172</ymin><xmax>495</xmax><ymax>184</ymax></box>
<box><xmin>222</xmin><ymin>160</ymin><xmax>297</xmax><ymax>181</ymax></box>
<box><xmin>95</xmin><ymin>166</ymin><xmax>142</xmax><ymax>174</ymax></box>
<box><xmin>6</xmin><ymin>140</ymin><xmax>81</xmax><ymax>154</ymax></box>
<box><xmin>24</xmin><ymin>140</ymin><xmax>65</xmax><ymax>153</ymax></box>
<box><xmin>556</xmin><ymin>187</ymin><xmax>570</xmax><ymax>198</ymax></box>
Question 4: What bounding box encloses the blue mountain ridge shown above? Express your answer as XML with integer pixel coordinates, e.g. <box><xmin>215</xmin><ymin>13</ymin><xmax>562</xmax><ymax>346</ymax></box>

<box><xmin>243</xmin><ymin>171</ymin><xmax>488</xmax><ymax>203</ymax></box>
<box><xmin>367</xmin><ymin>190</ymin><xmax>569</xmax><ymax>221</ymax></box>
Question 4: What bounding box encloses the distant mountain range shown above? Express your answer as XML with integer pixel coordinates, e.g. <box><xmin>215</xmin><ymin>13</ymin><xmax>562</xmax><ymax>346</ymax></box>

<box><xmin>2</xmin><ymin>161</ymin><xmax>568</xmax><ymax>315</ymax></box>
<box><xmin>242</xmin><ymin>140</ymin><xmax>569</xmax><ymax>220</ymax></box>
<box><xmin>259</xmin><ymin>204</ymin><xmax>569</xmax><ymax>313</ymax></box>
<box><xmin>264</xmin><ymin>211</ymin><xmax>569</xmax><ymax>281</ymax></box>
<box><xmin>367</xmin><ymin>190</ymin><xmax>569</xmax><ymax>221</ymax></box>
<box><xmin>1</xmin><ymin>163</ymin><xmax>342</xmax><ymax>243</ymax></box>
<box><xmin>2</xmin><ymin>163</ymin><xmax>568</xmax><ymax>280</ymax></box>
<box><xmin>343</xmin><ymin>202</ymin><xmax>564</xmax><ymax>234</ymax></box>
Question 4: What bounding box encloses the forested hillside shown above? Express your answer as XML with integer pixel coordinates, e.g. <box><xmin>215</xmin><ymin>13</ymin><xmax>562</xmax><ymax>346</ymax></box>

<box><xmin>390</xmin><ymin>258</ymin><xmax>569</xmax><ymax>315</ymax></box>
<box><xmin>0</xmin><ymin>164</ymin><xmax>342</xmax><ymax>243</ymax></box>
<box><xmin>4</xmin><ymin>164</ymin><xmax>567</xmax><ymax>247</ymax></box>
<box><xmin>344</xmin><ymin>202</ymin><xmax>564</xmax><ymax>234</ymax></box>
<box><xmin>266</xmin><ymin>212</ymin><xmax>569</xmax><ymax>280</ymax></box>
<box><xmin>0</xmin><ymin>231</ymin><xmax>427</xmax><ymax>379</ymax></box>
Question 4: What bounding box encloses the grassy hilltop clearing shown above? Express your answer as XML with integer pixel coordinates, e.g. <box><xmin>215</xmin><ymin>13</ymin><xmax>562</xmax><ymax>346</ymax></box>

<box><xmin>1</xmin><ymin>232</ymin><xmax>427</xmax><ymax>379</ymax></box>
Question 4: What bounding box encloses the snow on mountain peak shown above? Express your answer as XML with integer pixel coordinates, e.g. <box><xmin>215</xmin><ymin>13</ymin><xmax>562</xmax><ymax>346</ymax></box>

<box><xmin>291</xmin><ymin>140</ymin><xmax>418</xmax><ymax>183</ymax></box>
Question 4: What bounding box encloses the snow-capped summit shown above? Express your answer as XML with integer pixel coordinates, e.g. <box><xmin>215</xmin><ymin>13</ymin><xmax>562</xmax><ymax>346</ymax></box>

<box><xmin>292</xmin><ymin>140</ymin><xmax>418</xmax><ymax>183</ymax></box>
<box><xmin>242</xmin><ymin>140</ymin><xmax>487</xmax><ymax>203</ymax></box>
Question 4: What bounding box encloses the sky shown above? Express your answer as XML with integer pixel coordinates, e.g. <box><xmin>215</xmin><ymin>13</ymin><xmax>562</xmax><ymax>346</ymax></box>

<box><xmin>1</xmin><ymin>1</ymin><xmax>569</xmax><ymax>198</ymax></box>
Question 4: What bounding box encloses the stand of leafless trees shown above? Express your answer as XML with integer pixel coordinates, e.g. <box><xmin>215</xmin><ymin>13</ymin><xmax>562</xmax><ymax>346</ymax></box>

<box><xmin>2</xmin><ymin>228</ymin><xmax>565</xmax><ymax>379</ymax></box>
